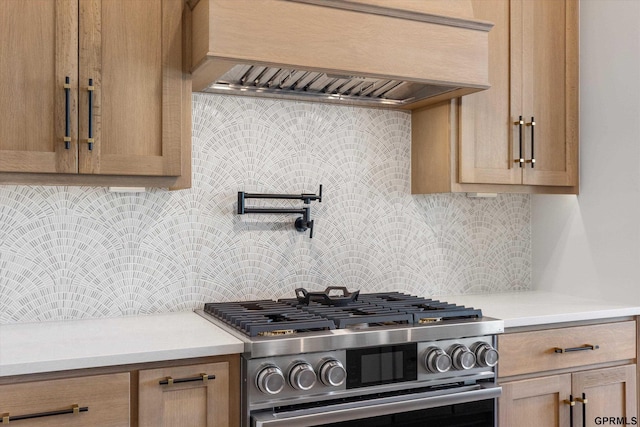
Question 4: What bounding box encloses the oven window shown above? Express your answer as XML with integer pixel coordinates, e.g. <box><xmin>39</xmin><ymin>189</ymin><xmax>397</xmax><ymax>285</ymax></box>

<box><xmin>313</xmin><ymin>399</ymin><xmax>495</xmax><ymax>427</ymax></box>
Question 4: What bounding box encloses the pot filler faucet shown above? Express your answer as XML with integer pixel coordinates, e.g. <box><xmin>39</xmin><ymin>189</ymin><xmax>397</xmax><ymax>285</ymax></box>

<box><xmin>237</xmin><ymin>185</ymin><xmax>322</xmax><ymax>238</ymax></box>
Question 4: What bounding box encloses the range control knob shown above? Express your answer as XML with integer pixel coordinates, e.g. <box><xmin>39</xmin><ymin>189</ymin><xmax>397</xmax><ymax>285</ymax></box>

<box><xmin>449</xmin><ymin>344</ymin><xmax>476</xmax><ymax>370</ymax></box>
<box><xmin>423</xmin><ymin>347</ymin><xmax>452</xmax><ymax>373</ymax></box>
<box><xmin>256</xmin><ymin>365</ymin><xmax>285</xmax><ymax>395</ymax></box>
<box><xmin>319</xmin><ymin>359</ymin><xmax>347</xmax><ymax>387</ymax></box>
<box><xmin>289</xmin><ymin>362</ymin><xmax>317</xmax><ymax>391</ymax></box>
<box><xmin>472</xmin><ymin>342</ymin><xmax>499</xmax><ymax>367</ymax></box>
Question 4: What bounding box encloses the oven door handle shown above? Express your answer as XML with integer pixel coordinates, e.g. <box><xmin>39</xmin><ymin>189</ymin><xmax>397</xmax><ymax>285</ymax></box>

<box><xmin>251</xmin><ymin>385</ymin><xmax>502</xmax><ymax>427</ymax></box>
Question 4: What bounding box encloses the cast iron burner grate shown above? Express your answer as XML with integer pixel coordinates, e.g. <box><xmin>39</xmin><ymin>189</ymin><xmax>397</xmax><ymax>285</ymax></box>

<box><xmin>279</xmin><ymin>299</ymin><xmax>414</xmax><ymax>329</ymax></box>
<box><xmin>359</xmin><ymin>292</ymin><xmax>483</xmax><ymax>323</ymax></box>
<box><xmin>203</xmin><ymin>301</ymin><xmax>336</xmax><ymax>337</ymax></box>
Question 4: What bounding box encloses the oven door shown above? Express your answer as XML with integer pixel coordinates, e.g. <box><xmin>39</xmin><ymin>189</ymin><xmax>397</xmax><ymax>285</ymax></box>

<box><xmin>251</xmin><ymin>385</ymin><xmax>501</xmax><ymax>427</ymax></box>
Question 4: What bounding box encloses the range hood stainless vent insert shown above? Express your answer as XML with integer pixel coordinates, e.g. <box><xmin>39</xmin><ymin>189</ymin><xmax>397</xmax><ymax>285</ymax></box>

<box><xmin>204</xmin><ymin>65</ymin><xmax>459</xmax><ymax>108</ymax></box>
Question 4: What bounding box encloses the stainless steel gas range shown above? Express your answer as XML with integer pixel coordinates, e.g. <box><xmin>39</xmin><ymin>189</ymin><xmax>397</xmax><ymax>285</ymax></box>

<box><xmin>198</xmin><ymin>287</ymin><xmax>504</xmax><ymax>427</ymax></box>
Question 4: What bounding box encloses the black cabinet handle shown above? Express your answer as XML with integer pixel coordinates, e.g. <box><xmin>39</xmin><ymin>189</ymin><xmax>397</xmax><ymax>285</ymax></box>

<box><xmin>87</xmin><ymin>79</ymin><xmax>94</xmax><ymax>151</ymax></box>
<box><xmin>554</xmin><ymin>344</ymin><xmax>599</xmax><ymax>353</ymax></box>
<box><xmin>576</xmin><ymin>393</ymin><xmax>587</xmax><ymax>427</ymax></box>
<box><xmin>1</xmin><ymin>404</ymin><xmax>88</xmax><ymax>423</ymax></box>
<box><xmin>526</xmin><ymin>117</ymin><xmax>536</xmax><ymax>168</ymax></box>
<box><xmin>514</xmin><ymin>116</ymin><xmax>524</xmax><ymax>167</ymax></box>
<box><xmin>159</xmin><ymin>373</ymin><xmax>214</xmax><ymax>386</ymax></box>
<box><xmin>64</xmin><ymin>77</ymin><xmax>71</xmax><ymax>150</ymax></box>
<box><xmin>565</xmin><ymin>395</ymin><xmax>575</xmax><ymax>427</ymax></box>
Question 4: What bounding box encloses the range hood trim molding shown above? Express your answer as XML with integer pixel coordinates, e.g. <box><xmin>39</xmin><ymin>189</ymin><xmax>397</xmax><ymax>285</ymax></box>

<box><xmin>286</xmin><ymin>0</ymin><xmax>494</xmax><ymax>32</ymax></box>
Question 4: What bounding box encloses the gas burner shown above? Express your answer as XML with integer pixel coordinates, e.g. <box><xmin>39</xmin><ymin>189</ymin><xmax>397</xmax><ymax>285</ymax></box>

<box><xmin>203</xmin><ymin>300</ymin><xmax>335</xmax><ymax>337</ymax></box>
<box><xmin>359</xmin><ymin>292</ymin><xmax>483</xmax><ymax>323</ymax></box>
<box><xmin>257</xmin><ymin>329</ymin><xmax>295</xmax><ymax>337</ymax></box>
<box><xmin>280</xmin><ymin>299</ymin><xmax>414</xmax><ymax>329</ymax></box>
<box><xmin>204</xmin><ymin>290</ymin><xmax>485</xmax><ymax>336</ymax></box>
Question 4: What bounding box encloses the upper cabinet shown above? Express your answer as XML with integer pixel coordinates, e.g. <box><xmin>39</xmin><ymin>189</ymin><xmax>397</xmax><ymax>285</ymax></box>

<box><xmin>412</xmin><ymin>0</ymin><xmax>579</xmax><ymax>194</ymax></box>
<box><xmin>0</xmin><ymin>0</ymin><xmax>191</xmax><ymax>189</ymax></box>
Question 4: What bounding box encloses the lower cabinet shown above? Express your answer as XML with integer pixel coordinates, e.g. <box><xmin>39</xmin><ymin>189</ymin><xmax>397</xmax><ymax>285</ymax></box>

<box><xmin>138</xmin><ymin>361</ymin><xmax>232</xmax><ymax>427</ymax></box>
<box><xmin>0</xmin><ymin>355</ymin><xmax>239</xmax><ymax>427</ymax></box>
<box><xmin>500</xmin><ymin>365</ymin><xmax>637</xmax><ymax>427</ymax></box>
<box><xmin>0</xmin><ymin>372</ymin><xmax>130</xmax><ymax>426</ymax></box>
<box><xmin>573</xmin><ymin>365</ymin><xmax>637</xmax><ymax>426</ymax></box>
<box><xmin>498</xmin><ymin>320</ymin><xmax>638</xmax><ymax>427</ymax></box>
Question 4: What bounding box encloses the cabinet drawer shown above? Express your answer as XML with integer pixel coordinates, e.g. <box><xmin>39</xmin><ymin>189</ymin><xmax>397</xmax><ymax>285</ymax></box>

<box><xmin>0</xmin><ymin>372</ymin><xmax>129</xmax><ymax>426</ymax></box>
<box><xmin>498</xmin><ymin>321</ymin><xmax>636</xmax><ymax>377</ymax></box>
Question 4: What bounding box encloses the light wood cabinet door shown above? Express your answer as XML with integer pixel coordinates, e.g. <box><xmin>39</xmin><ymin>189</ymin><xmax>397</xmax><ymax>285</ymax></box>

<box><xmin>518</xmin><ymin>0</ymin><xmax>578</xmax><ymax>186</ymax></box>
<box><xmin>458</xmin><ymin>0</ymin><xmax>520</xmax><ymax>186</ymax></box>
<box><xmin>0</xmin><ymin>372</ymin><xmax>129</xmax><ymax>426</ymax></box>
<box><xmin>500</xmin><ymin>365</ymin><xmax>638</xmax><ymax>427</ymax></box>
<box><xmin>461</xmin><ymin>0</ymin><xmax>578</xmax><ymax>187</ymax></box>
<box><xmin>139</xmin><ymin>361</ymin><xmax>231</xmax><ymax>427</ymax></box>
<box><xmin>0</xmin><ymin>0</ymin><xmax>189</xmax><ymax>187</ymax></box>
<box><xmin>0</xmin><ymin>0</ymin><xmax>78</xmax><ymax>174</ymax></box>
<box><xmin>78</xmin><ymin>0</ymin><xmax>183</xmax><ymax>177</ymax></box>
<box><xmin>572</xmin><ymin>365</ymin><xmax>637</xmax><ymax>427</ymax></box>
<box><xmin>499</xmin><ymin>374</ymin><xmax>572</xmax><ymax>427</ymax></box>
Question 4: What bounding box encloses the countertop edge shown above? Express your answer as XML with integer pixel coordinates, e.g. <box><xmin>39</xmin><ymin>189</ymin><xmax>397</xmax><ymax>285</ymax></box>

<box><xmin>0</xmin><ymin>311</ymin><xmax>244</xmax><ymax>378</ymax></box>
<box><xmin>502</xmin><ymin>307</ymin><xmax>640</xmax><ymax>329</ymax></box>
<box><xmin>440</xmin><ymin>291</ymin><xmax>640</xmax><ymax>329</ymax></box>
<box><xmin>0</xmin><ymin>343</ymin><xmax>245</xmax><ymax>377</ymax></box>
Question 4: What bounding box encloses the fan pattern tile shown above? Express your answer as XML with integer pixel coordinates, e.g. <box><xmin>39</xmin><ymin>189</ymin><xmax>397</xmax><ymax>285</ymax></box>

<box><xmin>0</xmin><ymin>94</ymin><xmax>530</xmax><ymax>323</ymax></box>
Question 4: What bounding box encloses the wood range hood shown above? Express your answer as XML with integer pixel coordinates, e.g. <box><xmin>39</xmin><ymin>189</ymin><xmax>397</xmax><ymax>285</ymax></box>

<box><xmin>189</xmin><ymin>0</ymin><xmax>493</xmax><ymax>110</ymax></box>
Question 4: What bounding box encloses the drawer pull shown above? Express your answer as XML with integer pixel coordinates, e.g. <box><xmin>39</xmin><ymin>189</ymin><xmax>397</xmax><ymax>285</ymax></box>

<box><xmin>159</xmin><ymin>373</ymin><xmax>214</xmax><ymax>386</ymax></box>
<box><xmin>554</xmin><ymin>344</ymin><xmax>599</xmax><ymax>354</ymax></box>
<box><xmin>0</xmin><ymin>404</ymin><xmax>88</xmax><ymax>423</ymax></box>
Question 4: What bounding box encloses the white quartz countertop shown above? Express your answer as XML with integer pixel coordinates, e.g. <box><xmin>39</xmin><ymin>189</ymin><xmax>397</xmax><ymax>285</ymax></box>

<box><xmin>441</xmin><ymin>291</ymin><xmax>640</xmax><ymax>329</ymax></box>
<box><xmin>0</xmin><ymin>311</ymin><xmax>244</xmax><ymax>377</ymax></box>
<box><xmin>3</xmin><ymin>292</ymin><xmax>640</xmax><ymax>377</ymax></box>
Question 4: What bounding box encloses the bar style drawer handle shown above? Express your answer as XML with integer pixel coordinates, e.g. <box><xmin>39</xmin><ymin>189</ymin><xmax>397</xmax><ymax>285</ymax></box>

<box><xmin>1</xmin><ymin>404</ymin><xmax>88</xmax><ymax>423</ymax></box>
<box><xmin>159</xmin><ymin>373</ymin><xmax>214</xmax><ymax>385</ymax></box>
<box><xmin>554</xmin><ymin>344</ymin><xmax>599</xmax><ymax>353</ymax></box>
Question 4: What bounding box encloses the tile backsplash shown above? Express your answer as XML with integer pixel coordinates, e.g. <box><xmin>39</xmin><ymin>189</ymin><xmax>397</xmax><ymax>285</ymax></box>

<box><xmin>0</xmin><ymin>94</ymin><xmax>530</xmax><ymax>323</ymax></box>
